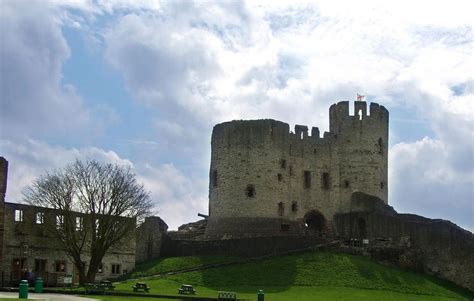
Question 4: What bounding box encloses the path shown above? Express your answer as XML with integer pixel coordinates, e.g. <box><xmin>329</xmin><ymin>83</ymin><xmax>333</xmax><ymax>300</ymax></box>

<box><xmin>0</xmin><ymin>292</ymin><xmax>97</xmax><ymax>301</ymax></box>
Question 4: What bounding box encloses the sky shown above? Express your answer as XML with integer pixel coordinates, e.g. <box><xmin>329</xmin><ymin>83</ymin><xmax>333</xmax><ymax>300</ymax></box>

<box><xmin>0</xmin><ymin>0</ymin><xmax>473</xmax><ymax>231</ymax></box>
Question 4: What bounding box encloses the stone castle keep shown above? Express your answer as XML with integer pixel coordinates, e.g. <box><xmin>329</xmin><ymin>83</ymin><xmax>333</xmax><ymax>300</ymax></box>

<box><xmin>206</xmin><ymin>100</ymin><xmax>388</xmax><ymax>237</ymax></box>
<box><xmin>0</xmin><ymin>100</ymin><xmax>473</xmax><ymax>290</ymax></box>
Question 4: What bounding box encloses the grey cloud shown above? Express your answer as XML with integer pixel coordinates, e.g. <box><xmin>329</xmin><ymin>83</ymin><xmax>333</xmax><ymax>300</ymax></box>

<box><xmin>390</xmin><ymin>139</ymin><xmax>473</xmax><ymax>231</ymax></box>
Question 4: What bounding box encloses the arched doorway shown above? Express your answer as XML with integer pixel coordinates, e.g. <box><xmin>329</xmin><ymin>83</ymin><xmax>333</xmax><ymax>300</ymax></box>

<box><xmin>304</xmin><ymin>210</ymin><xmax>327</xmax><ymax>236</ymax></box>
<box><xmin>357</xmin><ymin>217</ymin><xmax>367</xmax><ymax>238</ymax></box>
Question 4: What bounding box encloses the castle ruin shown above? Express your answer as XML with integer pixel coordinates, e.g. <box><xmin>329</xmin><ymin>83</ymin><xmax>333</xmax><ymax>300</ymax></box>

<box><xmin>206</xmin><ymin>100</ymin><xmax>388</xmax><ymax>237</ymax></box>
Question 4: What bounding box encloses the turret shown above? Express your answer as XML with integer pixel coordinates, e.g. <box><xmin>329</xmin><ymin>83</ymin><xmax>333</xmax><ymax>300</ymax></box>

<box><xmin>329</xmin><ymin>101</ymin><xmax>389</xmax><ymax>206</ymax></box>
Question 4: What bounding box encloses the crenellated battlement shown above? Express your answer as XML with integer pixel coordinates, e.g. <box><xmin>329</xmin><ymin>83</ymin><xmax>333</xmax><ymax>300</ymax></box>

<box><xmin>212</xmin><ymin>100</ymin><xmax>388</xmax><ymax>149</ymax></box>
<box><xmin>330</xmin><ymin>101</ymin><xmax>388</xmax><ymax>119</ymax></box>
<box><xmin>329</xmin><ymin>101</ymin><xmax>389</xmax><ymax>134</ymax></box>
<box><xmin>207</xmin><ymin>99</ymin><xmax>389</xmax><ymax>238</ymax></box>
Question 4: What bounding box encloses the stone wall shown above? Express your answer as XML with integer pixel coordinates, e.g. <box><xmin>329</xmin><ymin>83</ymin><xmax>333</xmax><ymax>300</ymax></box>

<box><xmin>161</xmin><ymin>235</ymin><xmax>328</xmax><ymax>258</ymax></box>
<box><xmin>206</xmin><ymin>101</ymin><xmax>388</xmax><ymax>237</ymax></box>
<box><xmin>334</xmin><ymin>193</ymin><xmax>474</xmax><ymax>291</ymax></box>
<box><xmin>0</xmin><ymin>155</ymin><xmax>138</xmax><ymax>288</ymax></box>
<box><xmin>136</xmin><ymin>216</ymin><xmax>168</xmax><ymax>263</ymax></box>
<box><xmin>1</xmin><ymin>202</ymin><xmax>136</xmax><ymax>286</ymax></box>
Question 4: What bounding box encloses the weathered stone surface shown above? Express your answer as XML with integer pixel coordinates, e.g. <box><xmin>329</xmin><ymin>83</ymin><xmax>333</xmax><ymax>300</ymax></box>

<box><xmin>334</xmin><ymin>192</ymin><xmax>474</xmax><ymax>291</ymax></box>
<box><xmin>135</xmin><ymin>216</ymin><xmax>168</xmax><ymax>263</ymax></box>
<box><xmin>0</xmin><ymin>158</ymin><xmax>136</xmax><ymax>286</ymax></box>
<box><xmin>161</xmin><ymin>235</ymin><xmax>328</xmax><ymax>257</ymax></box>
<box><xmin>206</xmin><ymin>101</ymin><xmax>389</xmax><ymax>237</ymax></box>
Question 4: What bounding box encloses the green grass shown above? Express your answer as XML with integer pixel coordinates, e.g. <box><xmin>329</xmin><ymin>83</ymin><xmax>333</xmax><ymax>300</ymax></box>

<box><xmin>130</xmin><ymin>255</ymin><xmax>239</xmax><ymax>278</ymax></box>
<box><xmin>87</xmin><ymin>287</ymin><xmax>467</xmax><ymax>301</ymax></box>
<box><xmin>88</xmin><ymin>297</ymin><xmax>176</xmax><ymax>301</ymax></box>
<box><xmin>112</xmin><ymin>251</ymin><xmax>473</xmax><ymax>301</ymax></box>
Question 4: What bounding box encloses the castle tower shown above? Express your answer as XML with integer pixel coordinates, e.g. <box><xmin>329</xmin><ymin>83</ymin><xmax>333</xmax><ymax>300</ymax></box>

<box><xmin>329</xmin><ymin>101</ymin><xmax>389</xmax><ymax>211</ymax></box>
<box><xmin>205</xmin><ymin>101</ymin><xmax>389</xmax><ymax>237</ymax></box>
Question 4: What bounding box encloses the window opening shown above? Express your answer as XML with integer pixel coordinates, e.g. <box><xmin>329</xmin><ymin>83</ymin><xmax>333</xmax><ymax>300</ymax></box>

<box><xmin>34</xmin><ymin>259</ymin><xmax>46</xmax><ymax>272</ymax></box>
<box><xmin>76</xmin><ymin>216</ymin><xmax>83</xmax><ymax>231</ymax></box>
<box><xmin>36</xmin><ymin>212</ymin><xmax>44</xmax><ymax>224</ymax></box>
<box><xmin>378</xmin><ymin>138</ymin><xmax>384</xmax><ymax>154</ymax></box>
<box><xmin>212</xmin><ymin>169</ymin><xmax>218</xmax><ymax>187</ymax></box>
<box><xmin>380</xmin><ymin>181</ymin><xmax>385</xmax><ymax>189</ymax></box>
<box><xmin>344</xmin><ymin>180</ymin><xmax>350</xmax><ymax>188</ymax></box>
<box><xmin>358</xmin><ymin>109</ymin><xmax>363</xmax><ymax>120</ymax></box>
<box><xmin>246</xmin><ymin>185</ymin><xmax>255</xmax><ymax>198</ymax></box>
<box><xmin>322</xmin><ymin>173</ymin><xmax>330</xmax><ymax>190</ymax></box>
<box><xmin>98</xmin><ymin>263</ymin><xmax>104</xmax><ymax>273</ymax></box>
<box><xmin>280</xmin><ymin>159</ymin><xmax>286</xmax><ymax>169</ymax></box>
<box><xmin>111</xmin><ymin>264</ymin><xmax>121</xmax><ymax>274</ymax></box>
<box><xmin>55</xmin><ymin>260</ymin><xmax>66</xmax><ymax>272</ymax></box>
<box><xmin>304</xmin><ymin>171</ymin><xmax>311</xmax><ymax>188</ymax></box>
<box><xmin>278</xmin><ymin>202</ymin><xmax>284</xmax><ymax>216</ymax></box>
<box><xmin>291</xmin><ymin>201</ymin><xmax>298</xmax><ymax>212</ymax></box>
<box><xmin>56</xmin><ymin>215</ymin><xmax>64</xmax><ymax>229</ymax></box>
<box><xmin>14</xmin><ymin>210</ymin><xmax>23</xmax><ymax>222</ymax></box>
<box><xmin>277</xmin><ymin>173</ymin><xmax>283</xmax><ymax>181</ymax></box>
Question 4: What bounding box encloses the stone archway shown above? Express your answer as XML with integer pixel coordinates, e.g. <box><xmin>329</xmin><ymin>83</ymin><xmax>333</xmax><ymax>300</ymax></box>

<box><xmin>304</xmin><ymin>210</ymin><xmax>327</xmax><ymax>235</ymax></box>
<box><xmin>357</xmin><ymin>217</ymin><xmax>367</xmax><ymax>238</ymax></box>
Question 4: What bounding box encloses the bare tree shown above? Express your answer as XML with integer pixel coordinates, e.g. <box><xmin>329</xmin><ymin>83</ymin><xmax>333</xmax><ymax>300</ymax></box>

<box><xmin>24</xmin><ymin>160</ymin><xmax>152</xmax><ymax>284</ymax></box>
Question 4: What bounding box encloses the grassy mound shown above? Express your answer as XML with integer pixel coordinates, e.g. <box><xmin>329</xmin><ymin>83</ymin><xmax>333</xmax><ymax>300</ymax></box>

<box><xmin>131</xmin><ymin>255</ymin><xmax>239</xmax><ymax>278</ymax></box>
<box><xmin>117</xmin><ymin>251</ymin><xmax>473</xmax><ymax>301</ymax></box>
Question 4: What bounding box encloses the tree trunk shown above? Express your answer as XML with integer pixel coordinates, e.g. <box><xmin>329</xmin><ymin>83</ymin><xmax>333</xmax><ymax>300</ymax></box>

<box><xmin>71</xmin><ymin>255</ymin><xmax>87</xmax><ymax>285</ymax></box>
<box><xmin>86</xmin><ymin>258</ymin><xmax>101</xmax><ymax>283</ymax></box>
<box><xmin>78</xmin><ymin>269</ymin><xmax>87</xmax><ymax>285</ymax></box>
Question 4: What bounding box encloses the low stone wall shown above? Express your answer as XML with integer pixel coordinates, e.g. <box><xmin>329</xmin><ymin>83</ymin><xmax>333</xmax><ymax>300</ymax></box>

<box><xmin>161</xmin><ymin>235</ymin><xmax>327</xmax><ymax>258</ymax></box>
<box><xmin>205</xmin><ymin>217</ymin><xmax>306</xmax><ymax>238</ymax></box>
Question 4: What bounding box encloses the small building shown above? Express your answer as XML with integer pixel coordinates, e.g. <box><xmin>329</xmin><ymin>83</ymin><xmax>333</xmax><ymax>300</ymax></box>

<box><xmin>0</xmin><ymin>157</ymin><xmax>136</xmax><ymax>286</ymax></box>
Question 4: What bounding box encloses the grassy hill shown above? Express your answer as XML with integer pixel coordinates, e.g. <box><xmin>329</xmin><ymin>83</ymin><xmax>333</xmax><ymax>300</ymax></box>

<box><xmin>115</xmin><ymin>251</ymin><xmax>473</xmax><ymax>301</ymax></box>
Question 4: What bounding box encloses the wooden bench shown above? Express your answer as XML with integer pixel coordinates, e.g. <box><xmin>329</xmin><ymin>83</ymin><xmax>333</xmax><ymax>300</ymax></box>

<box><xmin>133</xmin><ymin>282</ymin><xmax>150</xmax><ymax>293</ymax></box>
<box><xmin>178</xmin><ymin>284</ymin><xmax>196</xmax><ymax>295</ymax></box>
<box><xmin>84</xmin><ymin>283</ymin><xmax>105</xmax><ymax>295</ymax></box>
<box><xmin>100</xmin><ymin>280</ymin><xmax>115</xmax><ymax>290</ymax></box>
<box><xmin>218</xmin><ymin>291</ymin><xmax>236</xmax><ymax>301</ymax></box>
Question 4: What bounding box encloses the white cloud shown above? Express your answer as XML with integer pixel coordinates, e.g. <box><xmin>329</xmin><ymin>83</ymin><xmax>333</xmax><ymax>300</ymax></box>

<box><xmin>0</xmin><ymin>138</ymin><xmax>205</xmax><ymax>229</ymax></box>
<box><xmin>99</xmin><ymin>1</ymin><xmax>473</xmax><ymax>230</ymax></box>
<box><xmin>0</xmin><ymin>139</ymin><xmax>132</xmax><ymax>203</ymax></box>
<box><xmin>137</xmin><ymin>163</ymin><xmax>208</xmax><ymax>230</ymax></box>
<box><xmin>0</xmin><ymin>1</ymin><xmax>92</xmax><ymax>138</ymax></box>
<box><xmin>1</xmin><ymin>0</ymin><xmax>472</xmax><ymax>230</ymax></box>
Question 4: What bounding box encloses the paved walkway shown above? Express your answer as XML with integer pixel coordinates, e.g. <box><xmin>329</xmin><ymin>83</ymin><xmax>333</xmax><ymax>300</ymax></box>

<box><xmin>0</xmin><ymin>292</ymin><xmax>97</xmax><ymax>300</ymax></box>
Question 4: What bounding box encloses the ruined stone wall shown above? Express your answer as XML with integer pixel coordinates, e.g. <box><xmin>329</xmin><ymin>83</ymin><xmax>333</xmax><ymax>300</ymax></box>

<box><xmin>135</xmin><ymin>216</ymin><xmax>168</xmax><ymax>263</ymax></box>
<box><xmin>334</xmin><ymin>193</ymin><xmax>474</xmax><ymax>291</ymax></box>
<box><xmin>1</xmin><ymin>202</ymin><xmax>136</xmax><ymax>286</ymax></box>
<box><xmin>161</xmin><ymin>235</ymin><xmax>327</xmax><ymax>258</ymax></box>
<box><xmin>206</xmin><ymin>101</ymin><xmax>388</xmax><ymax>237</ymax></box>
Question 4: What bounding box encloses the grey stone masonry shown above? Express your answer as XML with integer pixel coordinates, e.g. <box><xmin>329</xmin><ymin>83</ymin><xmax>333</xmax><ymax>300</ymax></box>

<box><xmin>206</xmin><ymin>101</ymin><xmax>388</xmax><ymax>237</ymax></box>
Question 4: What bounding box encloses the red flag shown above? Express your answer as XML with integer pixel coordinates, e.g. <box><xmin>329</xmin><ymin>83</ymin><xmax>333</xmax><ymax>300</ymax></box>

<box><xmin>357</xmin><ymin>94</ymin><xmax>365</xmax><ymax>101</ymax></box>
